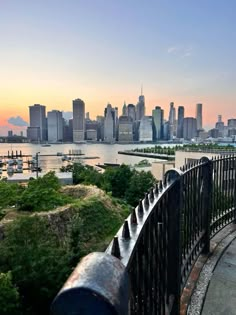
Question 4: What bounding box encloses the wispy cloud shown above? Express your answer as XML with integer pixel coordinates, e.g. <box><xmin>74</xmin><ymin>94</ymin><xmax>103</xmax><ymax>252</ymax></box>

<box><xmin>8</xmin><ymin>116</ymin><xmax>28</xmax><ymax>127</ymax></box>
<box><xmin>182</xmin><ymin>47</ymin><xmax>193</xmax><ymax>57</ymax></box>
<box><xmin>167</xmin><ymin>45</ymin><xmax>193</xmax><ymax>58</ymax></box>
<box><xmin>167</xmin><ymin>46</ymin><xmax>179</xmax><ymax>54</ymax></box>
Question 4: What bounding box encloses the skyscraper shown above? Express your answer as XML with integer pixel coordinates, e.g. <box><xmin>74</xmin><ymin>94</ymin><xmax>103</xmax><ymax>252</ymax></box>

<box><xmin>177</xmin><ymin>106</ymin><xmax>185</xmax><ymax>138</ymax></box>
<box><xmin>47</xmin><ymin>110</ymin><xmax>63</xmax><ymax>143</ymax></box>
<box><xmin>139</xmin><ymin>116</ymin><xmax>153</xmax><ymax>142</ymax></box>
<box><xmin>136</xmin><ymin>88</ymin><xmax>145</xmax><ymax>121</ymax></box>
<box><xmin>215</xmin><ymin>115</ymin><xmax>224</xmax><ymax>137</ymax></box>
<box><xmin>168</xmin><ymin>102</ymin><xmax>176</xmax><ymax>139</ymax></box>
<box><xmin>183</xmin><ymin>117</ymin><xmax>197</xmax><ymax>140</ymax></box>
<box><xmin>127</xmin><ymin>104</ymin><xmax>136</xmax><ymax>121</ymax></box>
<box><xmin>118</xmin><ymin>116</ymin><xmax>133</xmax><ymax>142</ymax></box>
<box><xmin>28</xmin><ymin>104</ymin><xmax>47</xmax><ymax>142</ymax></box>
<box><xmin>73</xmin><ymin>98</ymin><xmax>85</xmax><ymax>142</ymax></box>
<box><xmin>104</xmin><ymin>104</ymin><xmax>115</xmax><ymax>142</ymax></box>
<box><xmin>152</xmin><ymin>106</ymin><xmax>163</xmax><ymax>140</ymax></box>
<box><xmin>196</xmin><ymin>103</ymin><xmax>203</xmax><ymax>130</ymax></box>
<box><xmin>122</xmin><ymin>102</ymin><xmax>127</xmax><ymax>116</ymax></box>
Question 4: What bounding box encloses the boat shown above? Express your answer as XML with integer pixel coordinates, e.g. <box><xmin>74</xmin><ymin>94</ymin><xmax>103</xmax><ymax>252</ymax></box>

<box><xmin>41</xmin><ymin>144</ymin><xmax>51</xmax><ymax>147</ymax></box>
<box><xmin>32</xmin><ymin>167</ymin><xmax>42</xmax><ymax>172</ymax></box>
<box><xmin>7</xmin><ymin>166</ymin><xmax>14</xmax><ymax>174</ymax></box>
<box><xmin>95</xmin><ymin>162</ymin><xmax>120</xmax><ymax>170</ymax></box>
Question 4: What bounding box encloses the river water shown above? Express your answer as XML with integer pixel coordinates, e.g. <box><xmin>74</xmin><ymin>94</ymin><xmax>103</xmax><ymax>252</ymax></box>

<box><xmin>0</xmin><ymin>142</ymin><xmax>174</xmax><ymax>176</ymax></box>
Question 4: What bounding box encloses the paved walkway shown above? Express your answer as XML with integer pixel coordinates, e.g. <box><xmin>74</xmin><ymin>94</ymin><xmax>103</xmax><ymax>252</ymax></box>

<box><xmin>201</xmin><ymin>237</ymin><xmax>236</xmax><ymax>315</ymax></box>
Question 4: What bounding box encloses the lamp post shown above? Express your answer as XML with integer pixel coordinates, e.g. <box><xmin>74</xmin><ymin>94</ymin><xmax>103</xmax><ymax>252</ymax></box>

<box><xmin>36</xmin><ymin>152</ymin><xmax>40</xmax><ymax>179</ymax></box>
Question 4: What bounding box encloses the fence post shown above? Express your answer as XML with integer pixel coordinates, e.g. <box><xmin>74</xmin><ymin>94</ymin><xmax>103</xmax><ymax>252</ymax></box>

<box><xmin>234</xmin><ymin>156</ymin><xmax>236</xmax><ymax>224</ymax></box>
<box><xmin>50</xmin><ymin>252</ymin><xmax>130</xmax><ymax>315</ymax></box>
<box><xmin>164</xmin><ymin>169</ymin><xmax>183</xmax><ymax>315</ymax></box>
<box><xmin>200</xmin><ymin>157</ymin><xmax>213</xmax><ymax>254</ymax></box>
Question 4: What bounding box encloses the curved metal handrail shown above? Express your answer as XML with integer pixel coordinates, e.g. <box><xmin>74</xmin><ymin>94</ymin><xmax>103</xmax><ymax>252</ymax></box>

<box><xmin>51</xmin><ymin>155</ymin><xmax>236</xmax><ymax>315</ymax></box>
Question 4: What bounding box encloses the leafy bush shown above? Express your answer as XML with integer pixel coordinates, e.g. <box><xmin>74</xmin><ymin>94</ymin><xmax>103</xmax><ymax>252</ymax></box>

<box><xmin>0</xmin><ymin>272</ymin><xmax>21</xmax><ymax>315</ymax></box>
<box><xmin>73</xmin><ymin>163</ymin><xmax>103</xmax><ymax>187</ymax></box>
<box><xmin>0</xmin><ymin>216</ymin><xmax>71</xmax><ymax>315</ymax></box>
<box><xmin>125</xmin><ymin>170</ymin><xmax>156</xmax><ymax>206</ymax></box>
<box><xmin>17</xmin><ymin>171</ymin><xmax>71</xmax><ymax>211</ymax></box>
<box><xmin>69</xmin><ymin>197</ymin><xmax>130</xmax><ymax>263</ymax></box>
<box><xmin>0</xmin><ymin>181</ymin><xmax>24</xmax><ymax>209</ymax></box>
<box><xmin>102</xmin><ymin>164</ymin><xmax>133</xmax><ymax>198</ymax></box>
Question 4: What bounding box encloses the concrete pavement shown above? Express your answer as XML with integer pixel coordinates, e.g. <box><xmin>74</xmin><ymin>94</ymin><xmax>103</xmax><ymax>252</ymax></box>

<box><xmin>201</xmin><ymin>237</ymin><xmax>236</xmax><ymax>314</ymax></box>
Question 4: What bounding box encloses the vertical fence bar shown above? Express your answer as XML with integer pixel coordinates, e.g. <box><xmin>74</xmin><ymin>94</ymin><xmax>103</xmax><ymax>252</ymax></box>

<box><xmin>164</xmin><ymin>169</ymin><xmax>183</xmax><ymax>315</ymax></box>
<box><xmin>200</xmin><ymin>157</ymin><xmax>213</xmax><ymax>254</ymax></box>
<box><xmin>234</xmin><ymin>155</ymin><xmax>236</xmax><ymax>223</ymax></box>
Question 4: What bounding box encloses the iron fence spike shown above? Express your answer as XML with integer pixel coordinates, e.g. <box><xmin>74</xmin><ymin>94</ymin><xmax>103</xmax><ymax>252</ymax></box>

<box><xmin>111</xmin><ymin>236</ymin><xmax>121</xmax><ymax>259</ymax></box>
<box><xmin>122</xmin><ymin>220</ymin><xmax>130</xmax><ymax>239</ymax></box>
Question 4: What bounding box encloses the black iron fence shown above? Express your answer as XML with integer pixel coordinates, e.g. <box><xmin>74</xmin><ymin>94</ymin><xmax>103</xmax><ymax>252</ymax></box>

<box><xmin>51</xmin><ymin>155</ymin><xmax>236</xmax><ymax>315</ymax></box>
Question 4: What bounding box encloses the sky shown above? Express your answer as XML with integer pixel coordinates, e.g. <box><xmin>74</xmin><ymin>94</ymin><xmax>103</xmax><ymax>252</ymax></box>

<box><xmin>0</xmin><ymin>0</ymin><xmax>236</xmax><ymax>135</ymax></box>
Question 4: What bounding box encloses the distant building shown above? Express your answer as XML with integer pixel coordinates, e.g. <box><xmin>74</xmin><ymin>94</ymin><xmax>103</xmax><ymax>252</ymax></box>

<box><xmin>27</xmin><ymin>127</ymin><xmax>40</xmax><ymax>142</ymax></box>
<box><xmin>104</xmin><ymin>104</ymin><xmax>118</xmax><ymax>141</ymax></box>
<box><xmin>8</xmin><ymin>130</ymin><xmax>13</xmax><ymax>137</ymax></box>
<box><xmin>215</xmin><ymin>115</ymin><xmax>224</xmax><ymax>137</ymax></box>
<box><xmin>228</xmin><ymin>119</ymin><xmax>236</xmax><ymax>128</ymax></box>
<box><xmin>127</xmin><ymin>104</ymin><xmax>136</xmax><ymax>121</ymax></box>
<box><xmin>73</xmin><ymin>98</ymin><xmax>85</xmax><ymax>142</ymax></box>
<box><xmin>228</xmin><ymin>128</ymin><xmax>236</xmax><ymax>137</ymax></box>
<box><xmin>104</xmin><ymin>104</ymin><xmax>115</xmax><ymax>142</ymax></box>
<box><xmin>183</xmin><ymin>117</ymin><xmax>197</xmax><ymax>140</ymax></box>
<box><xmin>63</xmin><ymin>119</ymin><xmax>72</xmax><ymax>142</ymax></box>
<box><xmin>139</xmin><ymin>116</ymin><xmax>153</xmax><ymax>142</ymax></box>
<box><xmin>85</xmin><ymin>112</ymin><xmax>90</xmax><ymax>120</ymax></box>
<box><xmin>136</xmin><ymin>92</ymin><xmax>145</xmax><ymax>121</ymax></box>
<box><xmin>47</xmin><ymin>110</ymin><xmax>63</xmax><ymax>143</ymax></box>
<box><xmin>118</xmin><ymin>116</ymin><xmax>133</xmax><ymax>142</ymax></box>
<box><xmin>163</xmin><ymin>121</ymin><xmax>170</xmax><ymax>140</ymax></box>
<box><xmin>86</xmin><ymin>130</ymin><xmax>97</xmax><ymax>141</ymax></box>
<box><xmin>122</xmin><ymin>102</ymin><xmax>127</xmax><ymax>116</ymax></box>
<box><xmin>196</xmin><ymin>103</ymin><xmax>203</xmax><ymax>130</ymax></box>
<box><xmin>168</xmin><ymin>102</ymin><xmax>176</xmax><ymax>139</ymax></box>
<box><xmin>208</xmin><ymin>128</ymin><xmax>219</xmax><ymax>138</ymax></box>
<box><xmin>177</xmin><ymin>106</ymin><xmax>185</xmax><ymax>138</ymax></box>
<box><xmin>85</xmin><ymin>120</ymin><xmax>98</xmax><ymax>141</ymax></box>
<box><xmin>152</xmin><ymin>106</ymin><xmax>163</xmax><ymax>141</ymax></box>
<box><xmin>28</xmin><ymin>104</ymin><xmax>47</xmax><ymax>142</ymax></box>
<box><xmin>133</xmin><ymin>120</ymin><xmax>140</xmax><ymax>141</ymax></box>
<box><xmin>96</xmin><ymin>116</ymin><xmax>104</xmax><ymax>141</ymax></box>
<box><xmin>151</xmin><ymin>161</ymin><xmax>175</xmax><ymax>181</ymax></box>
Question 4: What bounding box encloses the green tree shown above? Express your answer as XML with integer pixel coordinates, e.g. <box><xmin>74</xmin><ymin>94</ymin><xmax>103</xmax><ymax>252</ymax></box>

<box><xmin>125</xmin><ymin>170</ymin><xmax>156</xmax><ymax>206</ymax></box>
<box><xmin>102</xmin><ymin>164</ymin><xmax>133</xmax><ymax>198</ymax></box>
<box><xmin>69</xmin><ymin>197</ymin><xmax>130</xmax><ymax>264</ymax></box>
<box><xmin>0</xmin><ymin>216</ymin><xmax>71</xmax><ymax>315</ymax></box>
<box><xmin>18</xmin><ymin>171</ymin><xmax>70</xmax><ymax>211</ymax></box>
<box><xmin>0</xmin><ymin>181</ymin><xmax>24</xmax><ymax>209</ymax></box>
<box><xmin>73</xmin><ymin>163</ymin><xmax>103</xmax><ymax>187</ymax></box>
<box><xmin>0</xmin><ymin>272</ymin><xmax>21</xmax><ymax>315</ymax></box>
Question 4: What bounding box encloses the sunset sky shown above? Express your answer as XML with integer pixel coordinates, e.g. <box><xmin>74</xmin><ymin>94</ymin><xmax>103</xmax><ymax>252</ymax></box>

<box><xmin>0</xmin><ymin>0</ymin><xmax>235</xmax><ymax>135</ymax></box>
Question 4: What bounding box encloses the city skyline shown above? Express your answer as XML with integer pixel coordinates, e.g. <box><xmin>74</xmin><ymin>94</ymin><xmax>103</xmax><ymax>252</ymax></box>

<box><xmin>0</xmin><ymin>1</ymin><xmax>235</xmax><ymax>135</ymax></box>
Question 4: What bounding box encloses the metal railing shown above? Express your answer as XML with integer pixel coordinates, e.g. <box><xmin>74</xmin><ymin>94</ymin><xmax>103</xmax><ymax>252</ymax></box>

<box><xmin>51</xmin><ymin>155</ymin><xmax>236</xmax><ymax>315</ymax></box>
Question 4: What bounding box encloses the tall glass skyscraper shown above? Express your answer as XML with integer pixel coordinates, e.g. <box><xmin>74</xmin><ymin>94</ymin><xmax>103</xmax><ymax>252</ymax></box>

<box><xmin>196</xmin><ymin>103</ymin><xmax>203</xmax><ymax>130</ymax></box>
<box><xmin>28</xmin><ymin>104</ymin><xmax>47</xmax><ymax>142</ymax></box>
<box><xmin>47</xmin><ymin>110</ymin><xmax>63</xmax><ymax>143</ymax></box>
<box><xmin>152</xmin><ymin>106</ymin><xmax>163</xmax><ymax>140</ymax></box>
<box><xmin>168</xmin><ymin>102</ymin><xmax>176</xmax><ymax>139</ymax></box>
<box><xmin>177</xmin><ymin>106</ymin><xmax>185</xmax><ymax>138</ymax></box>
<box><xmin>73</xmin><ymin>98</ymin><xmax>85</xmax><ymax>142</ymax></box>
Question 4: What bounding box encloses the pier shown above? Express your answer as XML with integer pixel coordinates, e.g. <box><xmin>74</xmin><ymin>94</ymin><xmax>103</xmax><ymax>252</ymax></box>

<box><xmin>118</xmin><ymin>150</ymin><xmax>175</xmax><ymax>160</ymax></box>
